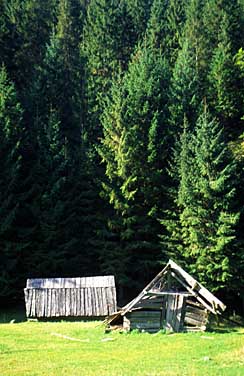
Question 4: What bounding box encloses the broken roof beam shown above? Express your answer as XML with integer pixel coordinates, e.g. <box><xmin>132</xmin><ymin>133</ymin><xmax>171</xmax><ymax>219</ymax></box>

<box><xmin>169</xmin><ymin>260</ymin><xmax>226</xmax><ymax>313</ymax></box>
<box><xmin>147</xmin><ymin>291</ymin><xmax>193</xmax><ymax>297</ymax></box>
<box><xmin>121</xmin><ymin>262</ymin><xmax>170</xmax><ymax>315</ymax></box>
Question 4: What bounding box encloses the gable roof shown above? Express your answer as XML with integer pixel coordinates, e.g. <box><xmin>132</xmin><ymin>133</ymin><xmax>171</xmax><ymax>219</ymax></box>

<box><xmin>108</xmin><ymin>260</ymin><xmax>225</xmax><ymax>323</ymax></box>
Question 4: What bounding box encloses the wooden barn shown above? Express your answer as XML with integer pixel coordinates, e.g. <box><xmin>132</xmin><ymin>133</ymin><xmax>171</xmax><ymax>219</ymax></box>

<box><xmin>24</xmin><ymin>275</ymin><xmax>117</xmax><ymax>318</ymax></box>
<box><xmin>107</xmin><ymin>260</ymin><xmax>226</xmax><ymax>333</ymax></box>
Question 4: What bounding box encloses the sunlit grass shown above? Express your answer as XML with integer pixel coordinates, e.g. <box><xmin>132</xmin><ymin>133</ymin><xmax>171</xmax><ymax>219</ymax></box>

<box><xmin>0</xmin><ymin>310</ymin><xmax>244</xmax><ymax>376</ymax></box>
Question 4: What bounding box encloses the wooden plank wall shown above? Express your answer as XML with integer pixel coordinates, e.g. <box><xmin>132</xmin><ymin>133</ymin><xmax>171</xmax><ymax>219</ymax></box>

<box><xmin>24</xmin><ymin>287</ymin><xmax>117</xmax><ymax>318</ymax></box>
<box><xmin>182</xmin><ymin>299</ymin><xmax>208</xmax><ymax>332</ymax></box>
<box><xmin>165</xmin><ymin>294</ymin><xmax>185</xmax><ymax>332</ymax></box>
<box><xmin>125</xmin><ymin>311</ymin><xmax>162</xmax><ymax>333</ymax></box>
<box><xmin>122</xmin><ymin>295</ymin><xmax>208</xmax><ymax>333</ymax></box>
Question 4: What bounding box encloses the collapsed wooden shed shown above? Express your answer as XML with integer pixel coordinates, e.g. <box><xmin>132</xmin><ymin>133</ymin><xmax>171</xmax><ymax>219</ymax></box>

<box><xmin>24</xmin><ymin>275</ymin><xmax>117</xmax><ymax>318</ymax></box>
<box><xmin>107</xmin><ymin>260</ymin><xmax>226</xmax><ymax>333</ymax></box>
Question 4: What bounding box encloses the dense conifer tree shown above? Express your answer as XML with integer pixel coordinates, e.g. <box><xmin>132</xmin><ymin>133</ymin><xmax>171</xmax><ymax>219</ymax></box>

<box><xmin>164</xmin><ymin>111</ymin><xmax>241</xmax><ymax>291</ymax></box>
<box><xmin>99</xmin><ymin>44</ymin><xmax>170</xmax><ymax>290</ymax></box>
<box><xmin>125</xmin><ymin>0</ymin><xmax>153</xmax><ymax>43</ymax></box>
<box><xmin>83</xmin><ymin>0</ymin><xmax>136</xmax><ymax>146</ymax></box>
<box><xmin>146</xmin><ymin>0</ymin><xmax>186</xmax><ymax>64</ymax></box>
<box><xmin>205</xmin><ymin>1</ymin><xmax>244</xmax><ymax>133</ymax></box>
<box><xmin>169</xmin><ymin>0</ymin><xmax>207</xmax><ymax>132</ymax></box>
<box><xmin>0</xmin><ymin>66</ymin><xmax>27</xmax><ymax>299</ymax></box>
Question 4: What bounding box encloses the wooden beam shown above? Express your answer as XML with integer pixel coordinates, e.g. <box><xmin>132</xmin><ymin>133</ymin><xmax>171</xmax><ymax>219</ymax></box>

<box><xmin>169</xmin><ymin>260</ymin><xmax>226</xmax><ymax>312</ymax></box>
<box><xmin>147</xmin><ymin>291</ymin><xmax>193</xmax><ymax>297</ymax></box>
<box><xmin>121</xmin><ymin>262</ymin><xmax>170</xmax><ymax>315</ymax></box>
<box><xmin>171</xmin><ymin>272</ymin><xmax>216</xmax><ymax>314</ymax></box>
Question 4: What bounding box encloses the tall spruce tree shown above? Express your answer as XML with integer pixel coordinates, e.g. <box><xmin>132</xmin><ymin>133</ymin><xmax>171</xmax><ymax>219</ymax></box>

<box><xmin>146</xmin><ymin>0</ymin><xmax>186</xmax><ymax>64</ymax></box>
<box><xmin>99</xmin><ymin>44</ymin><xmax>170</xmax><ymax>291</ymax></box>
<box><xmin>0</xmin><ymin>0</ymin><xmax>57</xmax><ymax>98</ymax></box>
<box><xmin>169</xmin><ymin>0</ymin><xmax>207</xmax><ymax>132</ymax></box>
<box><xmin>125</xmin><ymin>0</ymin><xmax>153</xmax><ymax>43</ymax></box>
<box><xmin>206</xmin><ymin>5</ymin><xmax>244</xmax><ymax>133</ymax></box>
<box><xmin>0</xmin><ymin>66</ymin><xmax>26</xmax><ymax>300</ymax></box>
<box><xmin>36</xmin><ymin>0</ymin><xmax>104</xmax><ymax>278</ymax></box>
<box><xmin>163</xmin><ymin>110</ymin><xmax>241</xmax><ymax>291</ymax></box>
<box><xmin>83</xmin><ymin>0</ymin><xmax>136</xmax><ymax>147</ymax></box>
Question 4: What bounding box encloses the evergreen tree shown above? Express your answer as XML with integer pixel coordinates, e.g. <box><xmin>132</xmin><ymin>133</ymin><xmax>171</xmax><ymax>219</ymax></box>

<box><xmin>207</xmin><ymin>10</ymin><xmax>244</xmax><ymax>133</ymax></box>
<box><xmin>35</xmin><ymin>0</ymin><xmax>105</xmax><ymax>279</ymax></box>
<box><xmin>146</xmin><ymin>0</ymin><xmax>186</xmax><ymax>64</ymax></box>
<box><xmin>0</xmin><ymin>66</ymin><xmax>24</xmax><ymax>299</ymax></box>
<box><xmin>0</xmin><ymin>0</ymin><xmax>57</xmax><ymax>96</ymax></box>
<box><xmin>125</xmin><ymin>0</ymin><xmax>153</xmax><ymax>43</ymax></box>
<box><xmin>169</xmin><ymin>38</ymin><xmax>201</xmax><ymax>133</ymax></box>
<box><xmin>169</xmin><ymin>0</ymin><xmax>207</xmax><ymax>132</ymax></box>
<box><xmin>164</xmin><ymin>111</ymin><xmax>240</xmax><ymax>291</ymax></box>
<box><xmin>99</xmin><ymin>44</ymin><xmax>170</xmax><ymax>290</ymax></box>
<box><xmin>83</xmin><ymin>0</ymin><xmax>135</xmax><ymax>146</ymax></box>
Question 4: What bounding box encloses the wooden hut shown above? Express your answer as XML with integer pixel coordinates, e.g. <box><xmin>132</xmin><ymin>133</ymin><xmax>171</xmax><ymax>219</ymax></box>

<box><xmin>107</xmin><ymin>260</ymin><xmax>226</xmax><ymax>333</ymax></box>
<box><xmin>24</xmin><ymin>275</ymin><xmax>117</xmax><ymax>318</ymax></box>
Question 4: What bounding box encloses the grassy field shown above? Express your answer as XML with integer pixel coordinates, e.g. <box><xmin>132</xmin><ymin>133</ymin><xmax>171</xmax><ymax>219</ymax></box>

<box><xmin>0</xmin><ymin>309</ymin><xmax>244</xmax><ymax>376</ymax></box>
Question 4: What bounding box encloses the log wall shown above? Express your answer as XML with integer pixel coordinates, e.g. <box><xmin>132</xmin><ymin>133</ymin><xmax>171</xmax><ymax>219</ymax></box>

<box><xmin>124</xmin><ymin>310</ymin><xmax>162</xmax><ymax>333</ymax></box>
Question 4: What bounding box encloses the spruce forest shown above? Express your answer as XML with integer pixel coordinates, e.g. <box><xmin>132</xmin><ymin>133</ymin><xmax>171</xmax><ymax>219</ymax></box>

<box><xmin>1</xmin><ymin>0</ymin><xmax>244</xmax><ymax>311</ymax></box>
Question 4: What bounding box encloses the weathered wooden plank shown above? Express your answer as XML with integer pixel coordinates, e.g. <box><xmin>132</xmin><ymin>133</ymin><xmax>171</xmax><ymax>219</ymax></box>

<box><xmin>80</xmin><ymin>288</ymin><xmax>85</xmax><ymax>316</ymax></box>
<box><xmin>128</xmin><ymin>311</ymin><xmax>162</xmax><ymax>318</ymax></box>
<box><xmin>59</xmin><ymin>288</ymin><xmax>64</xmax><ymax>316</ymax></box>
<box><xmin>24</xmin><ymin>289</ymin><xmax>30</xmax><ymax>317</ymax></box>
<box><xmin>147</xmin><ymin>291</ymin><xmax>193</xmax><ymax>297</ymax></box>
<box><xmin>185</xmin><ymin>310</ymin><xmax>208</xmax><ymax>319</ymax></box>
<box><xmin>65</xmin><ymin>289</ymin><xmax>70</xmax><ymax>316</ymax></box>
<box><xmin>165</xmin><ymin>294</ymin><xmax>174</xmax><ymax>330</ymax></box>
<box><xmin>174</xmin><ymin>294</ymin><xmax>185</xmax><ymax>332</ymax></box>
<box><xmin>183</xmin><ymin>325</ymin><xmax>206</xmax><ymax>332</ymax></box>
<box><xmin>93</xmin><ymin>287</ymin><xmax>98</xmax><ymax>316</ymax></box>
<box><xmin>130</xmin><ymin>322</ymin><xmax>161</xmax><ymax>330</ymax></box>
<box><xmin>87</xmin><ymin>288</ymin><xmax>91</xmax><ymax>316</ymax></box>
<box><xmin>84</xmin><ymin>287</ymin><xmax>88</xmax><ymax>316</ymax></box>
<box><xmin>74</xmin><ymin>288</ymin><xmax>79</xmax><ymax>316</ymax></box>
<box><xmin>122</xmin><ymin>263</ymin><xmax>170</xmax><ymax>314</ymax></box>
<box><xmin>71</xmin><ymin>288</ymin><xmax>75</xmax><ymax>316</ymax></box>
<box><xmin>186</xmin><ymin>298</ymin><xmax>204</xmax><ymax>309</ymax></box>
<box><xmin>186</xmin><ymin>304</ymin><xmax>207</xmax><ymax>314</ymax></box>
<box><xmin>47</xmin><ymin>288</ymin><xmax>52</xmax><ymax>317</ymax></box>
<box><xmin>106</xmin><ymin>286</ymin><xmax>116</xmax><ymax>315</ymax></box>
<box><xmin>31</xmin><ymin>289</ymin><xmax>36</xmax><ymax>317</ymax></box>
<box><xmin>111</xmin><ymin>287</ymin><xmax>117</xmax><ymax>314</ymax></box>
<box><xmin>87</xmin><ymin>288</ymin><xmax>92</xmax><ymax>315</ymax></box>
<box><xmin>103</xmin><ymin>288</ymin><xmax>109</xmax><ymax>315</ymax></box>
<box><xmin>169</xmin><ymin>260</ymin><xmax>226</xmax><ymax>312</ymax></box>
<box><xmin>55</xmin><ymin>289</ymin><xmax>58</xmax><ymax>316</ymax></box>
<box><xmin>171</xmin><ymin>271</ymin><xmax>216</xmax><ymax>314</ymax></box>
<box><xmin>184</xmin><ymin>315</ymin><xmax>207</xmax><ymax>327</ymax></box>
<box><xmin>36</xmin><ymin>289</ymin><xmax>41</xmax><ymax>317</ymax></box>
<box><xmin>97</xmin><ymin>287</ymin><xmax>103</xmax><ymax>316</ymax></box>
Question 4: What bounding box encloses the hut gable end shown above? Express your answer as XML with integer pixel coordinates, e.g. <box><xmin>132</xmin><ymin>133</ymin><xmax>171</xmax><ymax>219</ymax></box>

<box><xmin>107</xmin><ymin>260</ymin><xmax>226</xmax><ymax>333</ymax></box>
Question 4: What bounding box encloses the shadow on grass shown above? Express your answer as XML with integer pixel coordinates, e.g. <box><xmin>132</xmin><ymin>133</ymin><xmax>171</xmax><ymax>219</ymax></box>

<box><xmin>0</xmin><ymin>307</ymin><xmax>105</xmax><ymax>324</ymax></box>
<box><xmin>208</xmin><ymin>327</ymin><xmax>239</xmax><ymax>334</ymax></box>
<box><xmin>37</xmin><ymin>316</ymin><xmax>105</xmax><ymax>323</ymax></box>
<box><xmin>0</xmin><ymin>305</ymin><xmax>27</xmax><ymax>324</ymax></box>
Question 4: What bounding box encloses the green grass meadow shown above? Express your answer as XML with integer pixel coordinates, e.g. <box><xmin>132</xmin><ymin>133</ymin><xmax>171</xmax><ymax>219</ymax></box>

<box><xmin>0</xmin><ymin>309</ymin><xmax>244</xmax><ymax>376</ymax></box>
